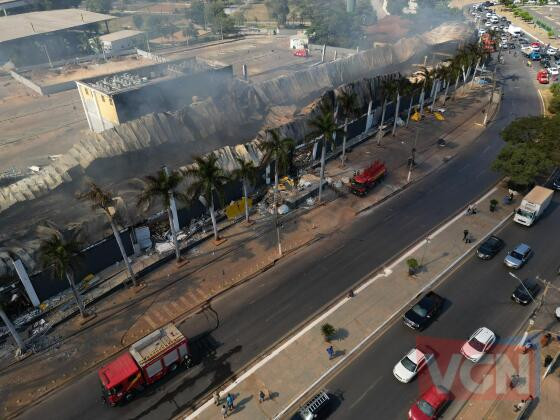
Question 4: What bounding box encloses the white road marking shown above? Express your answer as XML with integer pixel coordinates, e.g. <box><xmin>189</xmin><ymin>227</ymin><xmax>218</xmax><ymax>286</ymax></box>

<box><xmin>186</xmin><ymin>186</ymin><xmax>505</xmax><ymax>420</ymax></box>
<box><xmin>349</xmin><ymin>376</ymin><xmax>383</xmax><ymax>410</ymax></box>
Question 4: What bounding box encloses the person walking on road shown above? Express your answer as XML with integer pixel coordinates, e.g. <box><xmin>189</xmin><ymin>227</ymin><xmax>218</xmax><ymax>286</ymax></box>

<box><xmin>463</xmin><ymin>229</ymin><xmax>469</xmax><ymax>243</ymax></box>
<box><xmin>222</xmin><ymin>405</ymin><xmax>228</xmax><ymax>418</ymax></box>
<box><xmin>327</xmin><ymin>345</ymin><xmax>334</xmax><ymax>360</ymax></box>
<box><xmin>213</xmin><ymin>391</ymin><xmax>221</xmax><ymax>406</ymax></box>
<box><xmin>226</xmin><ymin>393</ymin><xmax>234</xmax><ymax>411</ymax></box>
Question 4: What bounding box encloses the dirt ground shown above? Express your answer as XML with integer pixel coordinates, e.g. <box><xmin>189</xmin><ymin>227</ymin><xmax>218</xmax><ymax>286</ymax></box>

<box><xmin>364</xmin><ymin>15</ymin><xmax>413</xmax><ymax>44</ymax></box>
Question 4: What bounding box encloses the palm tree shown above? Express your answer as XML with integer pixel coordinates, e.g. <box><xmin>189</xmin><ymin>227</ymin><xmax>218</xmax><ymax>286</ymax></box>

<box><xmin>137</xmin><ymin>168</ymin><xmax>186</xmax><ymax>263</ymax></box>
<box><xmin>0</xmin><ymin>288</ymin><xmax>25</xmax><ymax>352</ymax></box>
<box><xmin>259</xmin><ymin>129</ymin><xmax>295</xmax><ymax>256</ymax></box>
<box><xmin>416</xmin><ymin>66</ymin><xmax>436</xmax><ymax>116</ymax></box>
<box><xmin>231</xmin><ymin>157</ymin><xmax>259</xmax><ymax>224</ymax></box>
<box><xmin>40</xmin><ymin>233</ymin><xmax>86</xmax><ymax>318</ymax></box>
<box><xmin>184</xmin><ymin>153</ymin><xmax>230</xmax><ymax>243</ymax></box>
<box><xmin>307</xmin><ymin>102</ymin><xmax>341</xmax><ymax>202</ymax></box>
<box><xmin>405</xmin><ymin>80</ymin><xmax>422</xmax><ymax>126</ymax></box>
<box><xmin>78</xmin><ymin>183</ymin><xmax>137</xmax><ymax>287</ymax></box>
<box><xmin>336</xmin><ymin>88</ymin><xmax>359</xmax><ymax>166</ymax></box>
<box><xmin>391</xmin><ymin>75</ymin><xmax>411</xmax><ymax>136</ymax></box>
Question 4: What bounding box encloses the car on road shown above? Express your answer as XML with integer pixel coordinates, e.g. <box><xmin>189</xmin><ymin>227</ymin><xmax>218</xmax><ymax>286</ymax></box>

<box><xmin>547</xmin><ymin>48</ymin><xmax>558</xmax><ymax>56</ymax></box>
<box><xmin>485</xmin><ymin>21</ymin><xmax>492</xmax><ymax>27</ymax></box>
<box><xmin>296</xmin><ymin>390</ymin><xmax>332</xmax><ymax>420</ymax></box>
<box><xmin>552</xmin><ymin>172</ymin><xmax>560</xmax><ymax>190</ymax></box>
<box><xmin>504</xmin><ymin>243</ymin><xmax>532</xmax><ymax>269</ymax></box>
<box><xmin>477</xmin><ymin>235</ymin><xmax>504</xmax><ymax>259</ymax></box>
<box><xmin>408</xmin><ymin>385</ymin><xmax>451</xmax><ymax>420</ymax></box>
<box><xmin>461</xmin><ymin>327</ymin><xmax>496</xmax><ymax>363</ymax></box>
<box><xmin>511</xmin><ymin>278</ymin><xmax>540</xmax><ymax>305</ymax></box>
<box><xmin>537</xmin><ymin>69</ymin><xmax>550</xmax><ymax>84</ymax></box>
<box><xmin>393</xmin><ymin>348</ymin><xmax>434</xmax><ymax>383</ymax></box>
<box><xmin>478</xmin><ymin>29</ymin><xmax>487</xmax><ymax>35</ymax></box>
<box><xmin>547</xmin><ymin>67</ymin><xmax>559</xmax><ymax>79</ymax></box>
<box><xmin>403</xmin><ymin>291</ymin><xmax>444</xmax><ymax>330</ymax></box>
<box><xmin>529</xmin><ymin>51</ymin><xmax>542</xmax><ymax>61</ymax></box>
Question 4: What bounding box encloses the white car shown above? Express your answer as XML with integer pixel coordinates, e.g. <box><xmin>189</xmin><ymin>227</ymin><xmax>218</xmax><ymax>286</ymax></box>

<box><xmin>548</xmin><ymin>67</ymin><xmax>559</xmax><ymax>77</ymax></box>
<box><xmin>501</xmin><ymin>37</ymin><xmax>508</xmax><ymax>43</ymax></box>
<box><xmin>479</xmin><ymin>29</ymin><xmax>487</xmax><ymax>35</ymax></box>
<box><xmin>547</xmin><ymin>48</ymin><xmax>558</xmax><ymax>56</ymax></box>
<box><xmin>486</xmin><ymin>12</ymin><xmax>493</xmax><ymax>18</ymax></box>
<box><xmin>393</xmin><ymin>348</ymin><xmax>434</xmax><ymax>383</ymax></box>
<box><xmin>485</xmin><ymin>21</ymin><xmax>492</xmax><ymax>27</ymax></box>
<box><xmin>461</xmin><ymin>327</ymin><xmax>496</xmax><ymax>363</ymax></box>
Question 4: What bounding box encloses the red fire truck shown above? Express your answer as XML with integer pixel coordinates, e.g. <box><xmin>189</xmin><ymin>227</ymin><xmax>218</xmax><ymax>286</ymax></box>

<box><xmin>98</xmin><ymin>323</ymin><xmax>191</xmax><ymax>406</ymax></box>
<box><xmin>350</xmin><ymin>161</ymin><xmax>387</xmax><ymax>196</ymax></box>
<box><xmin>293</xmin><ymin>48</ymin><xmax>309</xmax><ymax>57</ymax></box>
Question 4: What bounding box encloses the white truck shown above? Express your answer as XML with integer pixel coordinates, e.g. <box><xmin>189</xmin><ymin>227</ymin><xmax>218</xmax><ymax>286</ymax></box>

<box><xmin>507</xmin><ymin>25</ymin><xmax>522</xmax><ymax>38</ymax></box>
<box><xmin>513</xmin><ymin>186</ymin><xmax>554</xmax><ymax>226</ymax></box>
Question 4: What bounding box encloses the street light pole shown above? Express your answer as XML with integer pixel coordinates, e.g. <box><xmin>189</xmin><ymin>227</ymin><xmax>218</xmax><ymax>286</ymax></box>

<box><xmin>407</xmin><ymin>125</ymin><xmax>419</xmax><ymax>183</ymax></box>
<box><xmin>419</xmin><ymin>237</ymin><xmax>431</xmax><ymax>268</ymax></box>
<box><xmin>483</xmin><ymin>43</ymin><xmax>502</xmax><ymax>126</ymax></box>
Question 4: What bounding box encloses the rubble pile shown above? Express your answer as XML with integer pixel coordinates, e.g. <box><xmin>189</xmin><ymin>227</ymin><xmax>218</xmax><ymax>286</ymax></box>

<box><xmin>0</xmin><ymin>22</ymin><xmax>473</xmax><ymax>276</ymax></box>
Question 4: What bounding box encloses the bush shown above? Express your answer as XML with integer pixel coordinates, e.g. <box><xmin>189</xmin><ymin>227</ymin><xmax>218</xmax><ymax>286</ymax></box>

<box><xmin>406</xmin><ymin>258</ymin><xmax>419</xmax><ymax>275</ymax></box>
<box><xmin>321</xmin><ymin>323</ymin><xmax>336</xmax><ymax>342</ymax></box>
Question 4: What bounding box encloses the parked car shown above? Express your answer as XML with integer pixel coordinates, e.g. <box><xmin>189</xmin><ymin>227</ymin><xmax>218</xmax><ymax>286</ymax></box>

<box><xmin>547</xmin><ymin>47</ymin><xmax>558</xmax><ymax>56</ymax></box>
<box><xmin>548</xmin><ymin>67</ymin><xmax>559</xmax><ymax>80</ymax></box>
<box><xmin>511</xmin><ymin>278</ymin><xmax>540</xmax><ymax>305</ymax></box>
<box><xmin>393</xmin><ymin>348</ymin><xmax>434</xmax><ymax>383</ymax></box>
<box><xmin>529</xmin><ymin>51</ymin><xmax>541</xmax><ymax>61</ymax></box>
<box><xmin>477</xmin><ymin>235</ymin><xmax>504</xmax><ymax>260</ymax></box>
<box><xmin>408</xmin><ymin>385</ymin><xmax>451</xmax><ymax>420</ymax></box>
<box><xmin>478</xmin><ymin>29</ymin><xmax>487</xmax><ymax>35</ymax></box>
<box><xmin>403</xmin><ymin>291</ymin><xmax>444</xmax><ymax>330</ymax></box>
<box><xmin>296</xmin><ymin>391</ymin><xmax>332</xmax><ymax>420</ymax></box>
<box><xmin>537</xmin><ymin>69</ymin><xmax>550</xmax><ymax>84</ymax></box>
<box><xmin>504</xmin><ymin>243</ymin><xmax>532</xmax><ymax>269</ymax></box>
<box><xmin>551</xmin><ymin>172</ymin><xmax>560</xmax><ymax>190</ymax></box>
<box><xmin>461</xmin><ymin>327</ymin><xmax>496</xmax><ymax>363</ymax></box>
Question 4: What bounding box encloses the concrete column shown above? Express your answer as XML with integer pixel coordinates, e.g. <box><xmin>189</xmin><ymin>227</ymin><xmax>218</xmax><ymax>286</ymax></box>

<box><xmin>76</xmin><ymin>82</ymin><xmax>94</xmax><ymax>131</ymax></box>
<box><xmin>321</xmin><ymin>45</ymin><xmax>326</xmax><ymax>63</ymax></box>
<box><xmin>163</xmin><ymin>166</ymin><xmax>180</xmax><ymax>232</ymax></box>
<box><xmin>12</xmin><ymin>259</ymin><xmax>40</xmax><ymax>308</ymax></box>
<box><xmin>364</xmin><ymin>100</ymin><xmax>373</xmax><ymax>133</ymax></box>
<box><xmin>242</xmin><ymin>64</ymin><xmax>248</xmax><ymax>80</ymax></box>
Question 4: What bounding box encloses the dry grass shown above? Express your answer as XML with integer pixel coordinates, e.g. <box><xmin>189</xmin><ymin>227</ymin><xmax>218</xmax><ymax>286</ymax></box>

<box><xmin>244</xmin><ymin>3</ymin><xmax>271</xmax><ymax>22</ymax></box>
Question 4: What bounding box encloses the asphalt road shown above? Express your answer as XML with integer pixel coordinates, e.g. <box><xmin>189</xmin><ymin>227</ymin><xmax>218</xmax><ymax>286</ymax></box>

<box><xmin>18</xmin><ymin>51</ymin><xmax>541</xmax><ymax>420</ymax></box>
<box><xmin>325</xmin><ymin>194</ymin><xmax>560</xmax><ymax>420</ymax></box>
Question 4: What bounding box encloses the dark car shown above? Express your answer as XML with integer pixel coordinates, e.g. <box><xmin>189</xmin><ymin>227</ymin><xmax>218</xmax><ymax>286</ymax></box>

<box><xmin>477</xmin><ymin>235</ymin><xmax>504</xmax><ymax>260</ymax></box>
<box><xmin>403</xmin><ymin>292</ymin><xmax>444</xmax><ymax>330</ymax></box>
<box><xmin>551</xmin><ymin>172</ymin><xmax>560</xmax><ymax>190</ymax></box>
<box><xmin>512</xmin><ymin>279</ymin><xmax>540</xmax><ymax>305</ymax></box>
<box><xmin>293</xmin><ymin>391</ymin><xmax>335</xmax><ymax>420</ymax></box>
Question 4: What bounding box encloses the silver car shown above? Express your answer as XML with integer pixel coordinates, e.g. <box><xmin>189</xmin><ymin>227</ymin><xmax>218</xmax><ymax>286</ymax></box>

<box><xmin>504</xmin><ymin>243</ymin><xmax>532</xmax><ymax>269</ymax></box>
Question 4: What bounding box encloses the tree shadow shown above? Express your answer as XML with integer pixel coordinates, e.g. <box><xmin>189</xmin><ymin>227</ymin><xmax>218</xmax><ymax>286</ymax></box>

<box><xmin>333</xmin><ymin>328</ymin><xmax>349</xmax><ymax>342</ymax></box>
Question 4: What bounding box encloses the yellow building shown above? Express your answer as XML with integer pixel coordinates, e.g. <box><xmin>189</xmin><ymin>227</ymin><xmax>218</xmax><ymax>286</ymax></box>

<box><xmin>76</xmin><ymin>58</ymin><xmax>232</xmax><ymax>132</ymax></box>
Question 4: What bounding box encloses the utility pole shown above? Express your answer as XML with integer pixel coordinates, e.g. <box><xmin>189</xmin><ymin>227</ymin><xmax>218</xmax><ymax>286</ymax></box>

<box><xmin>407</xmin><ymin>125</ymin><xmax>419</xmax><ymax>183</ymax></box>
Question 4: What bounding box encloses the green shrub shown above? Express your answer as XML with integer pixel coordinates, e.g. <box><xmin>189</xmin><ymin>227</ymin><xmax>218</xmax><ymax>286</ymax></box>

<box><xmin>321</xmin><ymin>323</ymin><xmax>336</xmax><ymax>342</ymax></box>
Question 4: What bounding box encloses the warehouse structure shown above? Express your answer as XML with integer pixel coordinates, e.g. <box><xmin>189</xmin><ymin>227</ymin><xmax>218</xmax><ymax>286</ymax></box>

<box><xmin>0</xmin><ymin>0</ymin><xmax>32</xmax><ymax>16</ymax></box>
<box><xmin>76</xmin><ymin>57</ymin><xmax>233</xmax><ymax>132</ymax></box>
<box><xmin>0</xmin><ymin>9</ymin><xmax>115</xmax><ymax>66</ymax></box>
<box><xmin>99</xmin><ymin>30</ymin><xmax>146</xmax><ymax>55</ymax></box>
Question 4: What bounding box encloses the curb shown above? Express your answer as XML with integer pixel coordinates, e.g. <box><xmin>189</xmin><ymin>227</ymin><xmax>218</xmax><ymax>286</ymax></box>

<box><xmin>356</xmin><ymin>87</ymin><xmax>499</xmax><ymax>216</ymax></box>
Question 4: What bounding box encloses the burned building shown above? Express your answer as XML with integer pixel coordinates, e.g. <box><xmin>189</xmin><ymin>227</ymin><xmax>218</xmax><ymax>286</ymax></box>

<box><xmin>75</xmin><ymin>57</ymin><xmax>233</xmax><ymax>132</ymax></box>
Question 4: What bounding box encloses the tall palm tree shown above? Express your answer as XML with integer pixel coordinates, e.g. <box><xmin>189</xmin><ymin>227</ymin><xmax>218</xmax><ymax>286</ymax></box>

<box><xmin>40</xmin><ymin>233</ymin><xmax>86</xmax><ymax>318</ymax></box>
<box><xmin>391</xmin><ymin>75</ymin><xmax>411</xmax><ymax>136</ymax></box>
<box><xmin>259</xmin><ymin>129</ymin><xmax>295</xmax><ymax>256</ymax></box>
<box><xmin>184</xmin><ymin>153</ymin><xmax>230</xmax><ymax>242</ymax></box>
<box><xmin>231</xmin><ymin>156</ymin><xmax>259</xmax><ymax>224</ymax></box>
<box><xmin>336</xmin><ymin>88</ymin><xmax>359</xmax><ymax>166</ymax></box>
<box><xmin>416</xmin><ymin>66</ymin><xmax>436</xmax><ymax>116</ymax></box>
<box><xmin>78</xmin><ymin>183</ymin><xmax>137</xmax><ymax>287</ymax></box>
<box><xmin>137</xmin><ymin>168</ymin><xmax>186</xmax><ymax>263</ymax></box>
<box><xmin>0</xmin><ymin>289</ymin><xmax>25</xmax><ymax>352</ymax></box>
<box><xmin>307</xmin><ymin>102</ymin><xmax>341</xmax><ymax>202</ymax></box>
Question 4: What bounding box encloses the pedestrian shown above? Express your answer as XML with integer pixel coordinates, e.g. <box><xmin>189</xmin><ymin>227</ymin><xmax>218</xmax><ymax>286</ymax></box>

<box><xmin>226</xmin><ymin>393</ymin><xmax>234</xmax><ymax>411</ymax></box>
<box><xmin>463</xmin><ymin>229</ymin><xmax>469</xmax><ymax>243</ymax></box>
<box><xmin>259</xmin><ymin>390</ymin><xmax>266</xmax><ymax>403</ymax></box>
<box><xmin>471</xmin><ymin>204</ymin><xmax>477</xmax><ymax>215</ymax></box>
<box><xmin>327</xmin><ymin>345</ymin><xmax>334</xmax><ymax>360</ymax></box>
<box><xmin>222</xmin><ymin>404</ymin><xmax>228</xmax><ymax>418</ymax></box>
<box><xmin>466</xmin><ymin>204</ymin><xmax>473</xmax><ymax>215</ymax></box>
<box><xmin>213</xmin><ymin>391</ymin><xmax>220</xmax><ymax>406</ymax></box>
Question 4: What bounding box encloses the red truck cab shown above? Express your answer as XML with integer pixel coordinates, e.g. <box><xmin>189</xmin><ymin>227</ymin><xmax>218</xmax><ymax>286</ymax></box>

<box><xmin>99</xmin><ymin>323</ymin><xmax>190</xmax><ymax>406</ymax></box>
<box><xmin>537</xmin><ymin>70</ymin><xmax>549</xmax><ymax>84</ymax></box>
<box><xmin>350</xmin><ymin>161</ymin><xmax>387</xmax><ymax>196</ymax></box>
<box><xmin>294</xmin><ymin>48</ymin><xmax>309</xmax><ymax>57</ymax></box>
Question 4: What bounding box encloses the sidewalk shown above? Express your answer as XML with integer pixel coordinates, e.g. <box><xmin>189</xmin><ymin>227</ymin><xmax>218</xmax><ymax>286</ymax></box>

<box><xmin>186</xmin><ymin>185</ymin><xmax>515</xmax><ymax>420</ymax></box>
<box><xmin>0</xmin><ymin>84</ymin><xmax>497</xmax><ymax>418</ymax></box>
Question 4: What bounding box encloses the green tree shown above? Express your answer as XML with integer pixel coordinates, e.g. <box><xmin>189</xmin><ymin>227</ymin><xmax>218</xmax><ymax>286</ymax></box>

<box><xmin>259</xmin><ymin>129</ymin><xmax>295</xmax><ymax>255</ymax></box>
<box><xmin>307</xmin><ymin>102</ymin><xmax>341</xmax><ymax>202</ymax></box>
<box><xmin>336</xmin><ymin>88</ymin><xmax>359</xmax><ymax>166</ymax></box>
<box><xmin>85</xmin><ymin>0</ymin><xmax>112</xmax><ymax>13</ymax></box>
<box><xmin>186</xmin><ymin>0</ymin><xmax>206</xmax><ymax>26</ymax></box>
<box><xmin>265</xmin><ymin>0</ymin><xmax>290</xmax><ymax>25</ymax></box>
<box><xmin>184</xmin><ymin>153</ymin><xmax>230</xmax><ymax>242</ymax></box>
<box><xmin>137</xmin><ymin>168</ymin><xmax>186</xmax><ymax>263</ymax></box>
<box><xmin>78</xmin><ymin>183</ymin><xmax>137</xmax><ymax>287</ymax></box>
<box><xmin>231</xmin><ymin>157</ymin><xmax>259</xmax><ymax>223</ymax></box>
<box><xmin>492</xmin><ymin>116</ymin><xmax>560</xmax><ymax>187</ymax></box>
<box><xmin>39</xmin><ymin>233</ymin><xmax>87</xmax><ymax>318</ymax></box>
<box><xmin>132</xmin><ymin>14</ymin><xmax>144</xmax><ymax>29</ymax></box>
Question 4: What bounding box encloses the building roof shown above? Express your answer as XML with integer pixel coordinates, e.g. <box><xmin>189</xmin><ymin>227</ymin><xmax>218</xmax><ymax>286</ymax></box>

<box><xmin>99</xmin><ymin>29</ymin><xmax>144</xmax><ymax>43</ymax></box>
<box><xmin>0</xmin><ymin>9</ymin><xmax>116</xmax><ymax>43</ymax></box>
